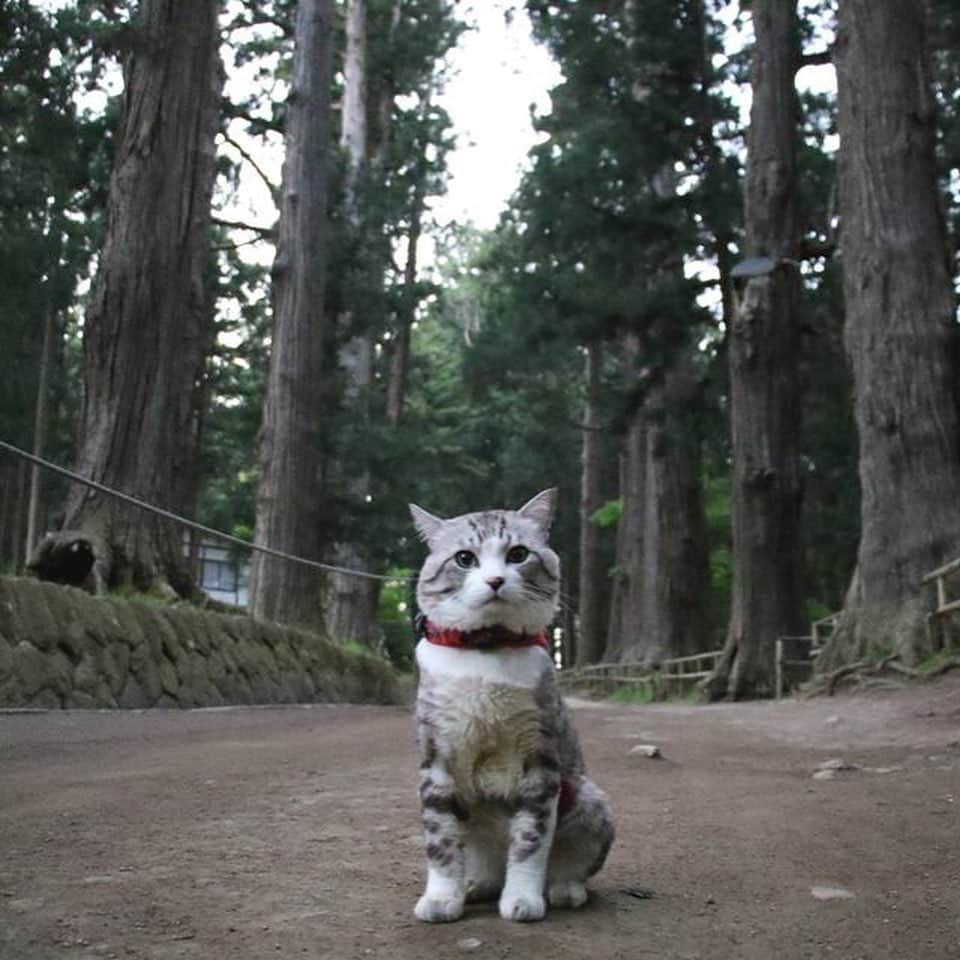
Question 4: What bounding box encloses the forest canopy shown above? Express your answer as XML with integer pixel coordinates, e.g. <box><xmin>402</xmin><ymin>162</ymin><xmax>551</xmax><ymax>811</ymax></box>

<box><xmin>1</xmin><ymin>0</ymin><xmax>959</xmax><ymax>698</ymax></box>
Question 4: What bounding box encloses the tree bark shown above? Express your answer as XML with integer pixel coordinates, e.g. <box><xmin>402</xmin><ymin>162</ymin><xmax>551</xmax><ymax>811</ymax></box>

<box><xmin>611</xmin><ymin>361</ymin><xmax>709</xmax><ymax>665</ymax></box>
<box><xmin>249</xmin><ymin>0</ymin><xmax>336</xmax><ymax>628</ymax></box>
<box><xmin>25</xmin><ymin>301</ymin><xmax>56</xmax><ymax>561</ymax></box>
<box><xmin>325</xmin><ymin>0</ymin><xmax>381</xmax><ymax>645</ymax></box>
<box><xmin>62</xmin><ymin>0</ymin><xmax>223</xmax><ymax>597</ymax></box>
<box><xmin>576</xmin><ymin>342</ymin><xmax>611</xmax><ymax>666</ymax></box>
<box><xmin>706</xmin><ymin>0</ymin><xmax>805</xmax><ymax>699</ymax></box>
<box><xmin>341</xmin><ymin>0</ymin><xmax>367</xmax><ymax>193</ymax></box>
<box><xmin>385</xmin><ymin>186</ymin><xmax>424</xmax><ymax>426</ymax></box>
<box><xmin>1</xmin><ymin>461</ymin><xmax>28</xmax><ymax>572</ymax></box>
<box><xmin>817</xmin><ymin>0</ymin><xmax>960</xmax><ymax>669</ymax></box>
<box><xmin>605</xmin><ymin>341</ymin><xmax>645</xmax><ymax>662</ymax></box>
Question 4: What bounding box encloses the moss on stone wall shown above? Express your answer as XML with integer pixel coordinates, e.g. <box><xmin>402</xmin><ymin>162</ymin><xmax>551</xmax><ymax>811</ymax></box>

<box><xmin>0</xmin><ymin>577</ymin><xmax>407</xmax><ymax>709</ymax></box>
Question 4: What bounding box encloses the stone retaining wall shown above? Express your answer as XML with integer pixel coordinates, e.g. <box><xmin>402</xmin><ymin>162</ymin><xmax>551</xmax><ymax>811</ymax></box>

<box><xmin>0</xmin><ymin>578</ymin><xmax>405</xmax><ymax>709</ymax></box>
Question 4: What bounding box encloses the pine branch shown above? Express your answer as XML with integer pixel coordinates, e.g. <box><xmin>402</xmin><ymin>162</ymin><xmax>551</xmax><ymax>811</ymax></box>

<box><xmin>221</xmin><ymin>134</ymin><xmax>281</xmax><ymax>209</ymax></box>
<box><xmin>223</xmin><ymin>12</ymin><xmax>292</xmax><ymax>39</ymax></box>
<box><xmin>222</xmin><ymin>104</ymin><xmax>281</xmax><ymax>137</ymax></box>
<box><xmin>213</xmin><ymin>234</ymin><xmax>269</xmax><ymax>252</ymax></box>
<box><xmin>211</xmin><ymin>215</ymin><xmax>275</xmax><ymax>240</ymax></box>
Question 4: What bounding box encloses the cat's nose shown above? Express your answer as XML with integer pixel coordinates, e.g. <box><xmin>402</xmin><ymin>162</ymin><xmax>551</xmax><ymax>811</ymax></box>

<box><xmin>486</xmin><ymin>576</ymin><xmax>505</xmax><ymax>592</ymax></box>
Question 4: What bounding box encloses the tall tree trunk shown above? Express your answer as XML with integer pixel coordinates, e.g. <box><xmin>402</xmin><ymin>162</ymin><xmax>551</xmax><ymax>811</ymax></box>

<box><xmin>817</xmin><ymin>0</ymin><xmax>960</xmax><ymax>669</ymax></box>
<box><xmin>249</xmin><ymin>0</ymin><xmax>336</xmax><ymax>628</ymax></box>
<box><xmin>1</xmin><ymin>461</ymin><xmax>29</xmax><ymax>572</ymax></box>
<box><xmin>640</xmin><ymin>361</ymin><xmax>709</xmax><ymax>663</ymax></box>
<box><xmin>605</xmin><ymin>354</ymin><xmax>645</xmax><ymax>662</ymax></box>
<box><xmin>326</xmin><ymin>0</ymin><xmax>381</xmax><ymax>645</ymax></box>
<box><xmin>612</xmin><ymin>361</ymin><xmax>709</xmax><ymax>664</ymax></box>
<box><xmin>576</xmin><ymin>342</ymin><xmax>610</xmax><ymax>666</ymax></box>
<box><xmin>705</xmin><ymin>0</ymin><xmax>805</xmax><ymax>700</ymax></box>
<box><xmin>62</xmin><ymin>0</ymin><xmax>223</xmax><ymax>597</ymax></box>
<box><xmin>25</xmin><ymin>301</ymin><xmax>56</xmax><ymax>561</ymax></box>
<box><xmin>385</xmin><ymin>187</ymin><xmax>424</xmax><ymax>426</ymax></box>
<box><xmin>341</xmin><ymin>0</ymin><xmax>367</xmax><ymax>187</ymax></box>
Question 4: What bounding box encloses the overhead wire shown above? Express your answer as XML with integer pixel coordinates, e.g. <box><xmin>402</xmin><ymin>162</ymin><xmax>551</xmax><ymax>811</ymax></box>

<box><xmin>0</xmin><ymin>438</ymin><xmax>410</xmax><ymax>583</ymax></box>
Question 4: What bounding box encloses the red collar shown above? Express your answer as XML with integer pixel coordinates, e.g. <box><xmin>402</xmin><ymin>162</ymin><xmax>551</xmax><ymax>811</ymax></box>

<box><xmin>422</xmin><ymin>619</ymin><xmax>550</xmax><ymax>651</ymax></box>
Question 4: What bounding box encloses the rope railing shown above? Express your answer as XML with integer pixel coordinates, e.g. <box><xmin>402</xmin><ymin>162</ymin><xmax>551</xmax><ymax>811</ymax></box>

<box><xmin>0</xmin><ymin>438</ymin><xmax>409</xmax><ymax>583</ymax></box>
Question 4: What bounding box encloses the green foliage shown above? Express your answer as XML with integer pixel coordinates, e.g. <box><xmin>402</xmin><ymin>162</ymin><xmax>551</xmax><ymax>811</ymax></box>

<box><xmin>371</xmin><ymin>296</ymin><xmax>582</xmax><ymax>575</ymax></box>
<box><xmin>930</xmin><ymin>0</ymin><xmax>960</xmax><ymax>253</ymax></box>
<box><xmin>0</xmin><ymin>0</ymin><xmax>119</xmax><ymax>563</ymax></box>
<box><xmin>195</xmin><ymin>237</ymin><xmax>271</xmax><ymax>538</ymax></box>
<box><xmin>913</xmin><ymin>649</ymin><xmax>960</xmax><ymax>677</ymax></box>
<box><xmin>377</xmin><ymin>571</ymin><xmax>416</xmax><ymax>671</ymax></box>
<box><xmin>703</xmin><ymin>470</ymin><xmax>731</xmax><ymax>637</ymax></box>
<box><xmin>798</xmin><ymin>260</ymin><xmax>859</xmax><ymax>613</ymax></box>
<box><xmin>194</xmin><ymin>0</ymin><xmax>465</xmax><ymax>564</ymax></box>
<box><xmin>607</xmin><ymin>684</ymin><xmax>655</xmax><ymax>706</ymax></box>
<box><xmin>605</xmin><ymin>680</ymin><xmax>701</xmax><ymax>705</ymax></box>
<box><xmin>591</xmin><ymin>500</ymin><xmax>623</xmax><ymax>529</ymax></box>
<box><xmin>6</xmin><ymin>0</ymin><xmax>946</xmax><ymax>662</ymax></box>
<box><xmin>501</xmin><ymin>0</ymin><xmax>735</xmax><ymax>356</ymax></box>
<box><xmin>805</xmin><ymin>598</ymin><xmax>834</xmax><ymax>623</ymax></box>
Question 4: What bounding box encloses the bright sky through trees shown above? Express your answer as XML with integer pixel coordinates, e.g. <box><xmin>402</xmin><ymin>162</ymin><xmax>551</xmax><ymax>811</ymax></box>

<box><xmin>34</xmin><ymin>1</ymin><xmax>836</xmax><ymax>264</ymax></box>
<box><xmin>431</xmin><ymin>2</ymin><xmax>560</xmax><ymax>229</ymax></box>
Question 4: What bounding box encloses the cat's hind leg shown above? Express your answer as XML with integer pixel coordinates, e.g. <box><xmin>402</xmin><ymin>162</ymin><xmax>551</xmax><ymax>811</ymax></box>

<box><xmin>463</xmin><ymin>812</ymin><xmax>507</xmax><ymax>903</ymax></box>
<box><xmin>547</xmin><ymin>777</ymin><xmax>615</xmax><ymax>909</ymax></box>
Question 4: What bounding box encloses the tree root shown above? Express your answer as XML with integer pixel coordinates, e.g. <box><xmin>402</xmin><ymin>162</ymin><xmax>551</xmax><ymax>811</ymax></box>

<box><xmin>884</xmin><ymin>657</ymin><xmax>960</xmax><ymax>680</ymax></box>
<box><xmin>816</xmin><ymin>652</ymin><xmax>960</xmax><ymax>695</ymax></box>
<box><xmin>824</xmin><ymin>659</ymin><xmax>871</xmax><ymax>696</ymax></box>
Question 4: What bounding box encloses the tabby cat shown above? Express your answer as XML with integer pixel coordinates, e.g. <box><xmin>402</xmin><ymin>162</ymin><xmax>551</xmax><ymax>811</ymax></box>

<box><xmin>409</xmin><ymin>488</ymin><xmax>614</xmax><ymax>923</ymax></box>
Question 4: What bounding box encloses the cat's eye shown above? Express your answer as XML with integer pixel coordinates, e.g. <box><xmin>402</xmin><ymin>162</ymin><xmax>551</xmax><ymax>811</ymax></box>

<box><xmin>506</xmin><ymin>545</ymin><xmax>529</xmax><ymax>564</ymax></box>
<box><xmin>454</xmin><ymin>550</ymin><xmax>478</xmax><ymax>569</ymax></box>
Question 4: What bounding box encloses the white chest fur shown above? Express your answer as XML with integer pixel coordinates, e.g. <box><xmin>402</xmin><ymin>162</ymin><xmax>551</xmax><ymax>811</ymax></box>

<box><xmin>416</xmin><ymin>641</ymin><xmax>552</xmax><ymax>801</ymax></box>
<box><xmin>416</xmin><ymin>640</ymin><xmax>550</xmax><ymax>688</ymax></box>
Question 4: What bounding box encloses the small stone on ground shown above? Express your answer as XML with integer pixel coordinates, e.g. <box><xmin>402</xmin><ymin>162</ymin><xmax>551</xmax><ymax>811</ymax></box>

<box><xmin>816</xmin><ymin>758</ymin><xmax>858</xmax><ymax>771</ymax></box>
<box><xmin>810</xmin><ymin>885</ymin><xmax>855</xmax><ymax>901</ymax></box>
<box><xmin>813</xmin><ymin>758</ymin><xmax>859</xmax><ymax>778</ymax></box>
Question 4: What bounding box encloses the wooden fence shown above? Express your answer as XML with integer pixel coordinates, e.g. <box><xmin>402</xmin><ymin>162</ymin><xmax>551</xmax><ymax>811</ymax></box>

<box><xmin>922</xmin><ymin>556</ymin><xmax>960</xmax><ymax>648</ymax></box>
<box><xmin>774</xmin><ymin>556</ymin><xmax>960</xmax><ymax>698</ymax></box>
<box><xmin>567</xmin><ymin>561</ymin><xmax>960</xmax><ymax>704</ymax></box>
<box><xmin>562</xmin><ymin>613</ymin><xmax>840</xmax><ymax>702</ymax></box>
<box><xmin>774</xmin><ymin>612</ymin><xmax>839</xmax><ymax>700</ymax></box>
<box><xmin>559</xmin><ymin>649</ymin><xmax>723</xmax><ymax>699</ymax></box>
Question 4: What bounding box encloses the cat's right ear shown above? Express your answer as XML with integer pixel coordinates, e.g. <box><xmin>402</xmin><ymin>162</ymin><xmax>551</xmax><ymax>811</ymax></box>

<box><xmin>517</xmin><ymin>487</ymin><xmax>558</xmax><ymax>533</ymax></box>
<box><xmin>409</xmin><ymin>504</ymin><xmax>445</xmax><ymax>544</ymax></box>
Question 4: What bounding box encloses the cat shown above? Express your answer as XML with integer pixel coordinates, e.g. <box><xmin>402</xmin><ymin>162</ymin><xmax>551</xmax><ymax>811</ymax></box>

<box><xmin>409</xmin><ymin>488</ymin><xmax>614</xmax><ymax>923</ymax></box>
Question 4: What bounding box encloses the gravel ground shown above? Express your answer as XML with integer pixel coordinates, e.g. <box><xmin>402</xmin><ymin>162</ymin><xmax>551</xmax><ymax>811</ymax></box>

<box><xmin>2</xmin><ymin>676</ymin><xmax>959</xmax><ymax>960</ymax></box>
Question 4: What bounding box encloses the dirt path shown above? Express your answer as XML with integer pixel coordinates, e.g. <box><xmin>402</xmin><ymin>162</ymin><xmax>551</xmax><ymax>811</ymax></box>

<box><xmin>2</xmin><ymin>678</ymin><xmax>959</xmax><ymax>960</ymax></box>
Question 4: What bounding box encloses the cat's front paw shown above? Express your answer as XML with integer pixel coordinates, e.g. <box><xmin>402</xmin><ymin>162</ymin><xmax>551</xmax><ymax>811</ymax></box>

<box><xmin>414</xmin><ymin>895</ymin><xmax>465</xmax><ymax>923</ymax></box>
<box><xmin>499</xmin><ymin>891</ymin><xmax>547</xmax><ymax>922</ymax></box>
<box><xmin>548</xmin><ymin>880</ymin><xmax>588</xmax><ymax>909</ymax></box>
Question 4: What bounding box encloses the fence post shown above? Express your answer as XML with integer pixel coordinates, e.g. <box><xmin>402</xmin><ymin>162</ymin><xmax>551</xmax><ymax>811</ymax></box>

<box><xmin>775</xmin><ymin>638</ymin><xmax>783</xmax><ymax>701</ymax></box>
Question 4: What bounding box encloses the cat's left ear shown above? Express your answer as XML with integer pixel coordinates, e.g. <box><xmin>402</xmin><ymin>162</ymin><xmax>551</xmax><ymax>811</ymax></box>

<box><xmin>517</xmin><ymin>488</ymin><xmax>558</xmax><ymax>534</ymax></box>
<box><xmin>409</xmin><ymin>503</ymin><xmax>445</xmax><ymax>544</ymax></box>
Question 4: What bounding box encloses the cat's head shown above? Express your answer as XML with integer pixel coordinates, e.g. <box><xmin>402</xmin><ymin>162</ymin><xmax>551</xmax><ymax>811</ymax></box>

<box><xmin>409</xmin><ymin>489</ymin><xmax>561</xmax><ymax>634</ymax></box>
